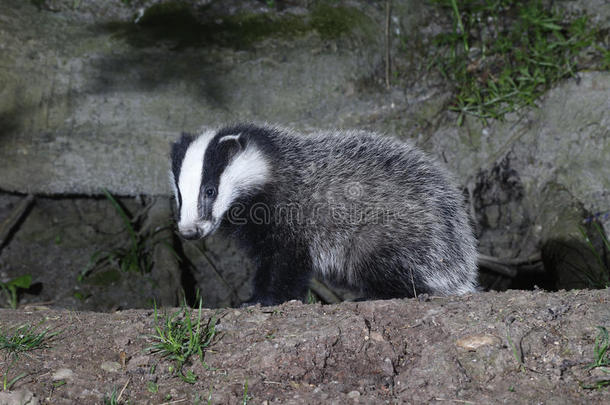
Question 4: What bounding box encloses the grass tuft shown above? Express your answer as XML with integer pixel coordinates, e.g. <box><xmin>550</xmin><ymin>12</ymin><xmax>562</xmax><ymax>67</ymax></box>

<box><xmin>242</xmin><ymin>379</ymin><xmax>250</xmax><ymax>404</ymax></box>
<box><xmin>506</xmin><ymin>328</ymin><xmax>526</xmax><ymax>372</ymax></box>
<box><xmin>589</xmin><ymin>326</ymin><xmax>610</xmax><ymax>370</ymax></box>
<box><xmin>0</xmin><ymin>323</ymin><xmax>60</xmax><ymax>391</ymax></box>
<box><xmin>577</xmin><ymin>221</ymin><xmax>610</xmax><ymax>288</ymax></box>
<box><xmin>0</xmin><ymin>324</ymin><xmax>58</xmax><ymax>354</ymax></box>
<box><xmin>581</xmin><ymin>326</ymin><xmax>610</xmax><ymax>389</ymax></box>
<box><xmin>103</xmin><ymin>387</ymin><xmax>120</xmax><ymax>405</ymax></box>
<box><xmin>147</xmin><ymin>299</ymin><xmax>217</xmax><ymax>383</ymax></box>
<box><xmin>430</xmin><ymin>0</ymin><xmax>610</xmax><ymax>124</ymax></box>
<box><xmin>79</xmin><ymin>190</ymin><xmax>178</xmax><ymax>281</ymax></box>
<box><xmin>0</xmin><ymin>275</ymin><xmax>32</xmax><ymax>309</ymax></box>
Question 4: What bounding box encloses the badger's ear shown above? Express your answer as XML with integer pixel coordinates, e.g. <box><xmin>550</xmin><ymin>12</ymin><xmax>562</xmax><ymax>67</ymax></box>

<box><xmin>170</xmin><ymin>132</ymin><xmax>194</xmax><ymax>179</ymax></box>
<box><xmin>179</xmin><ymin>132</ymin><xmax>194</xmax><ymax>142</ymax></box>
<box><xmin>217</xmin><ymin>133</ymin><xmax>246</xmax><ymax>157</ymax></box>
<box><xmin>218</xmin><ymin>133</ymin><xmax>243</xmax><ymax>147</ymax></box>
<box><xmin>173</xmin><ymin>132</ymin><xmax>194</xmax><ymax>148</ymax></box>
<box><xmin>171</xmin><ymin>132</ymin><xmax>194</xmax><ymax>155</ymax></box>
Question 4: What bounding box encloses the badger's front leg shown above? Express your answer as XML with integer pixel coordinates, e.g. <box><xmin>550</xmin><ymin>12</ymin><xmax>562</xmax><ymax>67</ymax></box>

<box><xmin>245</xmin><ymin>240</ymin><xmax>312</xmax><ymax>306</ymax></box>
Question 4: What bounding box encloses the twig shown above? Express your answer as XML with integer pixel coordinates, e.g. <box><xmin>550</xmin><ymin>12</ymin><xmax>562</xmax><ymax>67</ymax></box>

<box><xmin>192</xmin><ymin>242</ymin><xmax>240</xmax><ymax>304</ymax></box>
<box><xmin>385</xmin><ymin>0</ymin><xmax>392</xmax><ymax>89</ymax></box>
<box><xmin>0</xmin><ymin>194</ymin><xmax>35</xmax><ymax>252</ymax></box>
<box><xmin>478</xmin><ymin>253</ymin><xmax>541</xmax><ymax>266</ymax></box>
<box><xmin>159</xmin><ymin>398</ymin><xmax>187</xmax><ymax>405</ymax></box>
<box><xmin>478</xmin><ymin>253</ymin><xmax>544</xmax><ymax>278</ymax></box>
<box><xmin>410</xmin><ymin>267</ymin><xmax>417</xmax><ymax>298</ymax></box>
<box><xmin>309</xmin><ymin>278</ymin><xmax>342</xmax><ymax>304</ymax></box>
<box><xmin>116</xmin><ymin>377</ymin><xmax>130</xmax><ymax>403</ymax></box>
<box><xmin>477</xmin><ymin>256</ymin><xmax>517</xmax><ymax>277</ymax></box>
<box><xmin>516</xmin><ymin>262</ymin><xmax>545</xmax><ymax>273</ymax></box>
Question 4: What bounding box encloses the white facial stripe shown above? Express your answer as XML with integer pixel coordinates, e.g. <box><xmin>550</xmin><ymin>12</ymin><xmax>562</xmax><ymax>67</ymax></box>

<box><xmin>212</xmin><ymin>146</ymin><xmax>270</xmax><ymax>220</ymax></box>
<box><xmin>177</xmin><ymin>130</ymin><xmax>215</xmax><ymax>229</ymax></box>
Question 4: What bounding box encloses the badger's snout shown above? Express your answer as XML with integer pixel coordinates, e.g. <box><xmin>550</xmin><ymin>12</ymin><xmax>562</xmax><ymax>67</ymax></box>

<box><xmin>179</xmin><ymin>227</ymin><xmax>203</xmax><ymax>240</ymax></box>
<box><xmin>178</xmin><ymin>220</ymin><xmax>216</xmax><ymax>240</ymax></box>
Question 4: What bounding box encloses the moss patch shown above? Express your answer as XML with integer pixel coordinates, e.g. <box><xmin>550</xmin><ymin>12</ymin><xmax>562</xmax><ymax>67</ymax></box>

<box><xmin>207</xmin><ymin>13</ymin><xmax>309</xmax><ymax>48</ymax></box>
<box><xmin>103</xmin><ymin>1</ymin><xmax>374</xmax><ymax>50</ymax></box>
<box><xmin>310</xmin><ymin>3</ymin><xmax>374</xmax><ymax>40</ymax></box>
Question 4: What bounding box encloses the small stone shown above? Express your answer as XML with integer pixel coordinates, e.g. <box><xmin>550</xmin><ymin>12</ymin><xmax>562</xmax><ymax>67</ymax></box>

<box><xmin>0</xmin><ymin>389</ymin><xmax>38</xmax><ymax>405</ymax></box>
<box><xmin>370</xmin><ymin>331</ymin><xmax>384</xmax><ymax>342</ymax></box>
<box><xmin>52</xmin><ymin>368</ymin><xmax>74</xmax><ymax>381</ymax></box>
<box><xmin>347</xmin><ymin>390</ymin><xmax>360</xmax><ymax>399</ymax></box>
<box><xmin>590</xmin><ymin>367</ymin><xmax>610</xmax><ymax>377</ymax></box>
<box><xmin>113</xmin><ymin>335</ymin><xmax>131</xmax><ymax>347</ymax></box>
<box><xmin>456</xmin><ymin>334</ymin><xmax>499</xmax><ymax>350</ymax></box>
<box><xmin>417</xmin><ymin>293</ymin><xmax>430</xmax><ymax>302</ymax></box>
<box><xmin>101</xmin><ymin>361</ymin><xmax>122</xmax><ymax>373</ymax></box>
<box><xmin>381</xmin><ymin>357</ymin><xmax>395</xmax><ymax>376</ymax></box>
<box><xmin>126</xmin><ymin>355</ymin><xmax>149</xmax><ymax>372</ymax></box>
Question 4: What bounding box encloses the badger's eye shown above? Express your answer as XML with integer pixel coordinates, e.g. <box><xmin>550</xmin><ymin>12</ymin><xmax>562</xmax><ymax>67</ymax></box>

<box><xmin>205</xmin><ymin>187</ymin><xmax>215</xmax><ymax>198</ymax></box>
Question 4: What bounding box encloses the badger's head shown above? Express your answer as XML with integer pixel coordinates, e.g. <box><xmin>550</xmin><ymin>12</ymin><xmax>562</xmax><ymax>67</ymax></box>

<box><xmin>170</xmin><ymin>129</ymin><xmax>270</xmax><ymax>240</ymax></box>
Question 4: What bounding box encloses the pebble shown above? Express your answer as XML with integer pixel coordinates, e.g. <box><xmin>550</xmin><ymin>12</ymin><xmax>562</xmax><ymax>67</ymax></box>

<box><xmin>100</xmin><ymin>361</ymin><xmax>122</xmax><ymax>373</ymax></box>
<box><xmin>381</xmin><ymin>357</ymin><xmax>394</xmax><ymax>376</ymax></box>
<box><xmin>52</xmin><ymin>368</ymin><xmax>74</xmax><ymax>381</ymax></box>
<box><xmin>113</xmin><ymin>335</ymin><xmax>131</xmax><ymax>347</ymax></box>
<box><xmin>455</xmin><ymin>334</ymin><xmax>499</xmax><ymax>350</ymax></box>
<box><xmin>347</xmin><ymin>390</ymin><xmax>360</xmax><ymax>399</ymax></box>
<box><xmin>126</xmin><ymin>354</ymin><xmax>149</xmax><ymax>371</ymax></box>
<box><xmin>0</xmin><ymin>389</ymin><xmax>38</xmax><ymax>405</ymax></box>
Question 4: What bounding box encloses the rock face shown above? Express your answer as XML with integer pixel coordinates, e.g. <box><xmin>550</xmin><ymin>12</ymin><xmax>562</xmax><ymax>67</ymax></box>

<box><xmin>0</xmin><ymin>0</ymin><xmax>608</xmax><ymax>307</ymax></box>
<box><xmin>0</xmin><ymin>0</ymin><xmax>383</xmax><ymax>195</ymax></box>
<box><xmin>0</xmin><ymin>195</ymin><xmax>181</xmax><ymax>310</ymax></box>
<box><xmin>430</xmin><ymin>72</ymin><xmax>610</xmax><ymax>289</ymax></box>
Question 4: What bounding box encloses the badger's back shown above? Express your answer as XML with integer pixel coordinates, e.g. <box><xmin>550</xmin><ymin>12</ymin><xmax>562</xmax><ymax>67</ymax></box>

<box><xmin>260</xmin><ymin>128</ymin><xmax>478</xmax><ymax>297</ymax></box>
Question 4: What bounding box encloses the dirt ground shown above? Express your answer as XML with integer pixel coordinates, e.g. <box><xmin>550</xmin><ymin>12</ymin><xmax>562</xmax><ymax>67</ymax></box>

<box><xmin>0</xmin><ymin>289</ymin><xmax>609</xmax><ymax>404</ymax></box>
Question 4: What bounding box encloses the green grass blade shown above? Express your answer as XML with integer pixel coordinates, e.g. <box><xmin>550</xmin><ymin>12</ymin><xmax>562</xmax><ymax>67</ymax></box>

<box><xmin>5</xmin><ymin>372</ymin><xmax>26</xmax><ymax>391</ymax></box>
<box><xmin>102</xmin><ymin>189</ymin><xmax>138</xmax><ymax>249</ymax></box>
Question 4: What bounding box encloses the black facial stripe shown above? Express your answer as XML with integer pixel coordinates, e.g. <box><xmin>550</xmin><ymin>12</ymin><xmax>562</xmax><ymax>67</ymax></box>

<box><xmin>170</xmin><ymin>132</ymin><xmax>195</xmax><ymax>208</ymax></box>
<box><xmin>199</xmin><ymin>133</ymin><xmax>241</xmax><ymax>218</ymax></box>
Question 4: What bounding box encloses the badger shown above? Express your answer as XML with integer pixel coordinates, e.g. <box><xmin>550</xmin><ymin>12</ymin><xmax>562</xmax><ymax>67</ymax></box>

<box><xmin>170</xmin><ymin>123</ymin><xmax>477</xmax><ymax>306</ymax></box>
